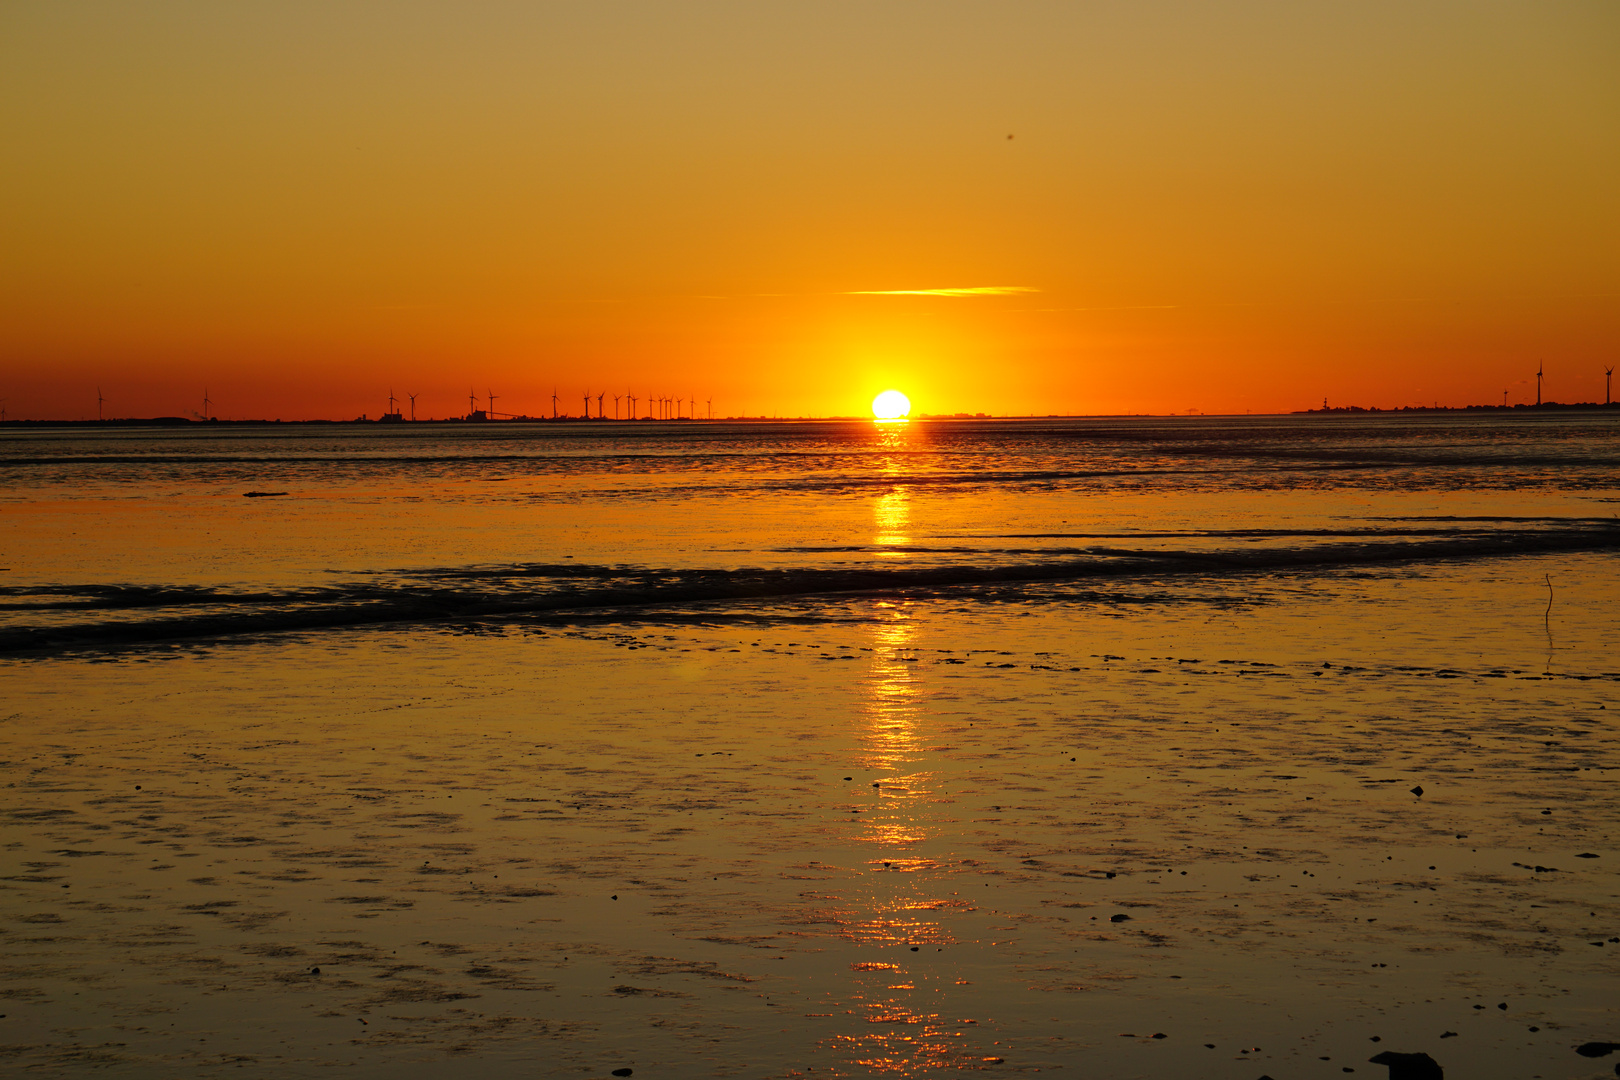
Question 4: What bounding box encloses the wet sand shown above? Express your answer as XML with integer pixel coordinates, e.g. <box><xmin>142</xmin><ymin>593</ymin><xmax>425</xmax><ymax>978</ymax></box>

<box><xmin>3</xmin><ymin>553</ymin><xmax>1617</xmax><ymax>1078</ymax></box>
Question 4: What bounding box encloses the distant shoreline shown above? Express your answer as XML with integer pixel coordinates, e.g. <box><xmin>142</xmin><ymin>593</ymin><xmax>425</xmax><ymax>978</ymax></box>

<box><xmin>2</xmin><ymin>403</ymin><xmax>1618</xmax><ymax>427</ymax></box>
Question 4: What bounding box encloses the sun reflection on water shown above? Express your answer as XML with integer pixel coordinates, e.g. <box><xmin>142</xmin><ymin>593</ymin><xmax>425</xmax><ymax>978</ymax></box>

<box><xmin>807</xmin><ymin>594</ymin><xmax>999</xmax><ymax>1076</ymax></box>
<box><xmin>873</xmin><ymin>488</ymin><xmax>911</xmax><ymax>550</ymax></box>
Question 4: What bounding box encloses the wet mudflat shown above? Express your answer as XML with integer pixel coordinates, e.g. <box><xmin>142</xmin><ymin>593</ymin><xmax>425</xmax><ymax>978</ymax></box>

<box><xmin>2</xmin><ymin>553</ymin><xmax>1617</xmax><ymax>1079</ymax></box>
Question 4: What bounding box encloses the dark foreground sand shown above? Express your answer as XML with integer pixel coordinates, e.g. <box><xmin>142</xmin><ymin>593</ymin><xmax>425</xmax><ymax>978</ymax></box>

<box><xmin>3</xmin><ymin>555</ymin><xmax>1617</xmax><ymax>1078</ymax></box>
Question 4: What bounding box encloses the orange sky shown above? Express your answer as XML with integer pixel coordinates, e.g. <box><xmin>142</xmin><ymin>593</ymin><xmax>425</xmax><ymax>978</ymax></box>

<box><xmin>3</xmin><ymin>2</ymin><xmax>1618</xmax><ymax>420</ymax></box>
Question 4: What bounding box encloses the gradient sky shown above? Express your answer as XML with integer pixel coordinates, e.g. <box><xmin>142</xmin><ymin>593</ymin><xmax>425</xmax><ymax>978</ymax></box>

<box><xmin>3</xmin><ymin>1</ymin><xmax>1617</xmax><ymax>419</ymax></box>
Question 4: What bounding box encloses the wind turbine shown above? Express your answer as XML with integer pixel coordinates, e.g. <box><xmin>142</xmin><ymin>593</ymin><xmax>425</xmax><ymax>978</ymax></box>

<box><xmin>676</xmin><ymin>397</ymin><xmax>684</xmax><ymax>419</ymax></box>
<box><xmin>488</xmin><ymin>389</ymin><xmax>500</xmax><ymax>418</ymax></box>
<box><xmin>388</xmin><ymin>388</ymin><xmax>398</xmax><ymax>416</ymax></box>
<box><xmin>551</xmin><ymin>388</ymin><xmax>559</xmax><ymax>419</ymax></box>
<box><xmin>1536</xmin><ymin>362</ymin><xmax>1543</xmax><ymax>406</ymax></box>
<box><xmin>706</xmin><ymin>397</ymin><xmax>712</xmax><ymax>420</ymax></box>
<box><xmin>407</xmin><ymin>393</ymin><xmax>417</xmax><ymax>421</ymax></box>
<box><xmin>468</xmin><ymin>388</ymin><xmax>477</xmax><ymax>418</ymax></box>
<box><xmin>97</xmin><ymin>386</ymin><xmax>105</xmax><ymax>421</ymax></box>
<box><xmin>613</xmin><ymin>394</ymin><xmax>621</xmax><ymax>419</ymax></box>
<box><xmin>1606</xmin><ymin>365</ymin><xmax>1614</xmax><ymax>406</ymax></box>
<box><xmin>597</xmin><ymin>392</ymin><xmax>605</xmax><ymax>419</ymax></box>
<box><xmin>203</xmin><ymin>387</ymin><xmax>212</xmax><ymax>420</ymax></box>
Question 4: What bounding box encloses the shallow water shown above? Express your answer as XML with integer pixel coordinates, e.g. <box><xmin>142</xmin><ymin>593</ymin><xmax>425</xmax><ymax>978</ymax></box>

<box><xmin>2</xmin><ymin>416</ymin><xmax>1617</xmax><ymax>1078</ymax></box>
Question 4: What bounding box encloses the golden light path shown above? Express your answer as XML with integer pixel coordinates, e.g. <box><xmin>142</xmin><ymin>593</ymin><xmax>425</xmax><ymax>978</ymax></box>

<box><xmin>820</xmin><ymin>476</ymin><xmax>990</xmax><ymax>1075</ymax></box>
<box><xmin>871</xmin><ymin>390</ymin><xmax>911</xmax><ymax>421</ymax></box>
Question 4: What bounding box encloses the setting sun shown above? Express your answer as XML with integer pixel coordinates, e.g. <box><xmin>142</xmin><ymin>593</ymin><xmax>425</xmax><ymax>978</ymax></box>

<box><xmin>871</xmin><ymin>390</ymin><xmax>911</xmax><ymax>421</ymax></box>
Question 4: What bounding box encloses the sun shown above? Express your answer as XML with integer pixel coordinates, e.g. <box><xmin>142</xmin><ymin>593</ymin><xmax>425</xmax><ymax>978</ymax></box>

<box><xmin>871</xmin><ymin>389</ymin><xmax>911</xmax><ymax>421</ymax></box>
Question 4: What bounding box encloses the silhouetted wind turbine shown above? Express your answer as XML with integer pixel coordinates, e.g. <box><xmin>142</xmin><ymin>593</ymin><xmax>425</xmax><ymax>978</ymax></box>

<box><xmin>388</xmin><ymin>388</ymin><xmax>398</xmax><ymax>416</ymax></box>
<box><xmin>487</xmin><ymin>389</ymin><xmax>499</xmax><ymax>418</ymax></box>
<box><xmin>551</xmin><ymin>388</ymin><xmax>559</xmax><ymax>419</ymax></box>
<box><xmin>97</xmin><ymin>386</ymin><xmax>105</xmax><ymax>421</ymax></box>
<box><xmin>597</xmin><ymin>392</ymin><xmax>605</xmax><ymax>419</ymax></box>
<box><xmin>1536</xmin><ymin>362</ymin><xmax>1543</xmax><ymax>406</ymax></box>
<box><xmin>407</xmin><ymin>393</ymin><xmax>417</xmax><ymax>421</ymax></box>
<box><xmin>468</xmin><ymin>388</ymin><xmax>477</xmax><ymax>418</ymax></box>
<box><xmin>1606</xmin><ymin>365</ymin><xmax>1614</xmax><ymax>406</ymax></box>
<box><xmin>203</xmin><ymin>387</ymin><xmax>212</xmax><ymax>420</ymax></box>
<box><xmin>613</xmin><ymin>394</ymin><xmax>621</xmax><ymax>419</ymax></box>
<box><xmin>706</xmin><ymin>397</ymin><xmax>712</xmax><ymax>420</ymax></box>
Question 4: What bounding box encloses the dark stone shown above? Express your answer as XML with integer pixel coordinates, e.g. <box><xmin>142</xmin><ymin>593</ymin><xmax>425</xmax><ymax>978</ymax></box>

<box><xmin>309</xmin><ymin>966</ymin><xmax>321</xmax><ymax>975</ymax></box>
<box><xmin>611</xmin><ymin>1070</ymin><xmax>633</xmax><ymax>1077</ymax></box>
<box><xmin>1368</xmin><ymin>1050</ymin><xmax>1443</xmax><ymax>1079</ymax></box>
<box><xmin>1577</xmin><ymin>1043</ymin><xmax>1620</xmax><ymax>1058</ymax></box>
<box><xmin>1110</xmin><ymin>913</ymin><xmax>1131</xmax><ymax>922</ymax></box>
<box><xmin>1576</xmin><ymin>852</ymin><xmax>1600</xmax><ymax>858</ymax></box>
<box><xmin>1410</xmin><ymin>786</ymin><xmax>1423</xmax><ymax>797</ymax></box>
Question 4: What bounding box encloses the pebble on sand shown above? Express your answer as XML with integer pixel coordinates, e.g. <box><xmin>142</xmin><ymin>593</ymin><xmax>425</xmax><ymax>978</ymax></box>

<box><xmin>1368</xmin><ymin>1050</ymin><xmax>1444</xmax><ymax>1079</ymax></box>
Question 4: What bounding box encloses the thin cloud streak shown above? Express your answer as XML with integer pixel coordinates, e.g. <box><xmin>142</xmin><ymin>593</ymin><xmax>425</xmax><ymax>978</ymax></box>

<box><xmin>845</xmin><ymin>286</ymin><xmax>1041</xmax><ymax>297</ymax></box>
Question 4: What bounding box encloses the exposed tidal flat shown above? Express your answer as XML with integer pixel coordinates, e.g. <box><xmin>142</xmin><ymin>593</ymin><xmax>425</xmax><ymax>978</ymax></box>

<box><xmin>1</xmin><ymin>417</ymin><xmax>1618</xmax><ymax>1077</ymax></box>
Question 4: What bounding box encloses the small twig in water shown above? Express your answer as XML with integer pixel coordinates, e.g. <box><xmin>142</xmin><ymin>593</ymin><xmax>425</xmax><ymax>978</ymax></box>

<box><xmin>1543</xmin><ymin>573</ymin><xmax>1556</xmax><ymax>675</ymax></box>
